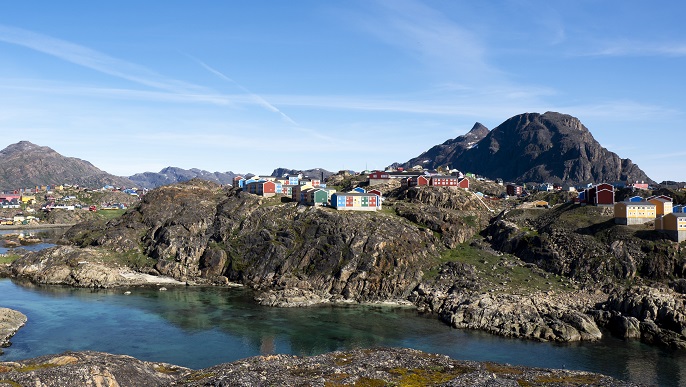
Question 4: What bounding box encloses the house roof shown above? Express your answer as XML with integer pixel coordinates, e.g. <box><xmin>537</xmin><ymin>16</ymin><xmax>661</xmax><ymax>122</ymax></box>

<box><xmin>333</xmin><ymin>192</ymin><xmax>379</xmax><ymax>197</ymax></box>
<box><xmin>617</xmin><ymin>201</ymin><xmax>655</xmax><ymax>206</ymax></box>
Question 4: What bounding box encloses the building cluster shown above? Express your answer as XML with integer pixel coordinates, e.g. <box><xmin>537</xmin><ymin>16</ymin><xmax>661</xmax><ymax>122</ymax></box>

<box><xmin>614</xmin><ymin>194</ymin><xmax>686</xmax><ymax>242</ymax></box>
<box><xmin>234</xmin><ymin>174</ymin><xmax>383</xmax><ymax>211</ymax></box>
<box><xmin>367</xmin><ymin>170</ymin><xmax>470</xmax><ymax>189</ymax></box>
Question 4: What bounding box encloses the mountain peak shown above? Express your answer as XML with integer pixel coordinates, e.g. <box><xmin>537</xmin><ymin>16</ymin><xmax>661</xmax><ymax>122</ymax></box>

<box><xmin>0</xmin><ymin>141</ymin><xmax>133</xmax><ymax>190</ymax></box>
<box><xmin>399</xmin><ymin>112</ymin><xmax>652</xmax><ymax>185</ymax></box>
<box><xmin>468</xmin><ymin>122</ymin><xmax>490</xmax><ymax>137</ymax></box>
<box><xmin>0</xmin><ymin>141</ymin><xmax>45</xmax><ymax>156</ymax></box>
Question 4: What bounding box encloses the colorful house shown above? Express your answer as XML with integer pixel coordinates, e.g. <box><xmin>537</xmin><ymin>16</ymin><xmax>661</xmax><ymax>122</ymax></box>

<box><xmin>656</xmin><ymin>213</ymin><xmax>686</xmax><ymax>242</ymax></box>
<box><xmin>367</xmin><ymin>189</ymin><xmax>382</xmax><ymax>197</ymax></box>
<box><xmin>628</xmin><ymin>196</ymin><xmax>644</xmax><ymax>202</ymax></box>
<box><xmin>408</xmin><ymin>175</ymin><xmax>430</xmax><ymax>187</ymax></box>
<box><xmin>367</xmin><ymin>171</ymin><xmax>391</xmax><ymax>186</ymax></box>
<box><xmin>648</xmin><ymin>197</ymin><xmax>673</xmax><ymax>216</ymax></box>
<box><xmin>303</xmin><ymin>188</ymin><xmax>329</xmax><ymax>206</ymax></box>
<box><xmin>245</xmin><ymin>181</ymin><xmax>277</xmax><ymax>197</ymax></box>
<box><xmin>457</xmin><ymin>177</ymin><xmax>470</xmax><ymax>189</ymax></box>
<box><xmin>232</xmin><ymin>175</ymin><xmax>245</xmax><ymax>188</ymax></box>
<box><xmin>331</xmin><ymin>192</ymin><xmax>381</xmax><ymax>211</ymax></box>
<box><xmin>584</xmin><ymin>183</ymin><xmax>615</xmax><ymax>206</ymax></box>
<box><xmin>614</xmin><ymin>201</ymin><xmax>657</xmax><ymax>225</ymax></box>
<box><xmin>429</xmin><ymin>175</ymin><xmax>459</xmax><ymax>188</ymax></box>
<box><xmin>506</xmin><ymin>184</ymin><xmax>524</xmax><ymax>197</ymax></box>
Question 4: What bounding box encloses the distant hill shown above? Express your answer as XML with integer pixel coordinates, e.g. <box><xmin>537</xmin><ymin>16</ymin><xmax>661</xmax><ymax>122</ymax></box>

<box><xmin>399</xmin><ymin>112</ymin><xmax>652</xmax><ymax>186</ymax></box>
<box><xmin>0</xmin><ymin>141</ymin><xmax>134</xmax><ymax>191</ymax></box>
<box><xmin>128</xmin><ymin>167</ymin><xmax>239</xmax><ymax>189</ymax></box>
<box><xmin>270</xmin><ymin>167</ymin><xmax>335</xmax><ymax>181</ymax></box>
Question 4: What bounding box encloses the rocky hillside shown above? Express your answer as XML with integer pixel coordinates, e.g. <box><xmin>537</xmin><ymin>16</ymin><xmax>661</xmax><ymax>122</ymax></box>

<box><xmin>0</xmin><ymin>141</ymin><xmax>134</xmax><ymax>191</ymax></box>
<box><xmin>401</xmin><ymin>112</ymin><xmax>652</xmax><ymax>185</ymax></box>
<box><xmin>55</xmin><ymin>180</ymin><xmax>445</xmax><ymax>304</ymax></box>
<box><xmin>128</xmin><ymin>167</ymin><xmax>240</xmax><ymax>189</ymax></box>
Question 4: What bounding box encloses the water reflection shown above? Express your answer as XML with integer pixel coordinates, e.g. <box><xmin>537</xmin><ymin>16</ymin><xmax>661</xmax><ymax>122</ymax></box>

<box><xmin>1</xmin><ymin>279</ymin><xmax>685</xmax><ymax>386</ymax></box>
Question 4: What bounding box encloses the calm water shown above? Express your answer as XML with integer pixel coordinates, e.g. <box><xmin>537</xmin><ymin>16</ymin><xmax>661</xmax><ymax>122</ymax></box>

<box><xmin>1</xmin><ymin>280</ymin><xmax>684</xmax><ymax>385</ymax></box>
<box><xmin>0</xmin><ymin>228</ymin><xmax>63</xmax><ymax>254</ymax></box>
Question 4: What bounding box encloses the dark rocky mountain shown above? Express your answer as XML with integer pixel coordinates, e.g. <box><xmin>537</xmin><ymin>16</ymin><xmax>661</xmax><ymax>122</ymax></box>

<box><xmin>128</xmin><ymin>167</ymin><xmax>239</xmax><ymax>189</ymax></box>
<box><xmin>0</xmin><ymin>141</ymin><xmax>134</xmax><ymax>191</ymax></box>
<box><xmin>398</xmin><ymin>122</ymin><xmax>490</xmax><ymax>170</ymax></box>
<box><xmin>270</xmin><ymin>167</ymin><xmax>334</xmax><ymax>181</ymax></box>
<box><xmin>401</xmin><ymin>112</ymin><xmax>652</xmax><ymax>185</ymax></box>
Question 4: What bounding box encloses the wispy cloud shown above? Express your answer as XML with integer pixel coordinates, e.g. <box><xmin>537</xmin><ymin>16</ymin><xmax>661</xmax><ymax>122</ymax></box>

<box><xmin>0</xmin><ymin>24</ymin><xmax>210</xmax><ymax>95</ymax></box>
<box><xmin>191</xmin><ymin>57</ymin><xmax>299</xmax><ymax>126</ymax></box>
<box><xmin>342</xmin><ymin>0</ymin><xmax>500</xmax><ymax>81</ymax></box>
<box><xmin>581</xmin><ymin>40</ymin><xmax>686</xmax><ymax>57</ymax></box>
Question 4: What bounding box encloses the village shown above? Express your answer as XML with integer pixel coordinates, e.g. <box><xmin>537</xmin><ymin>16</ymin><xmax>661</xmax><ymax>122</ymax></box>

<box><xmin>1</xmin><ymin>168</ymin><xmax>685</xmax><ymax>243</ymax></box>
<box><xmin>234</xmin><ymin>167</ymin><xmax>686</xmax><ymax>243</ymax></box>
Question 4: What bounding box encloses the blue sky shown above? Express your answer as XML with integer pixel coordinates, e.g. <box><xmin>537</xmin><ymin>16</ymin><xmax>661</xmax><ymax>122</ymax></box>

<box><xmin>1</xmin><ymin>1</ymin><xmax>685</xmax><ymax>182</ymax></box>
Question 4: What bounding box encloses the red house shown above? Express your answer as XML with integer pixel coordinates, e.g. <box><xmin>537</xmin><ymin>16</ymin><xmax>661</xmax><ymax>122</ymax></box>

<box><xmin>506</xmin><ymin>184</ymin><xmax>523</xmax><ymax>197</ymax></box>
<box><xmin>408</xmin><ymin>175</ymin><xmax>430</xmax><ymax>187</ymax></box>
<box><xmin>585</xmin><ymin>183</ymin><xmax>614</xmax><ymax>206</ymax></box>
<box><xmin>458</xmin><ymin>177</ymin><xmax>470</xmax><ymax>189</ymax></box>
<box><xmin>368</xmin><ymin>171</ymin><xmax>391</xmax><ymax>186</ymax></box>
<box><xmin>245</xmin><ymin>180</ymin><xmax>277</xmax><ymax>197</ymax></box>
<box><xmin>429</xmin><ymin>175</ymin><xmax>459</xmax><ymax>187</ymax></box>
<box><xmin>367</xmin><ymin>189</ymin><xmax>383</xmax><ymax>197</ymax></box>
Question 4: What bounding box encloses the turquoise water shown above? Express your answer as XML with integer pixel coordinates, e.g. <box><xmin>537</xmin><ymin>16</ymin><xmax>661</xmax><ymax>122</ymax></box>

<box><xmin>1</xmin><ymin>279</ymin><xmax>684</xmax><ymax>386</ymax></box>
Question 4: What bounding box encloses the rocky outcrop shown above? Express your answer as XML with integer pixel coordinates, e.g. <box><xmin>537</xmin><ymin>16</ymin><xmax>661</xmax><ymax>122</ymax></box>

<box><xmin>410</xmin><ymin>262</ymin><xmax>604</xmax><ymax>343</ymax></box>
<box><xmin>437</xmin><ymin>292</ymin><xmax>602</xmax><ymax>342</ymax></box>
<box><xmin>0</xmin><ymin>348</ymin><xmax>636</xmax><ymax>387</ymax></box>
<box><xmin>592</xmin><ymin>286</ymin><xmax>686</xmax><ymax>349</ymax></box>
<box><xmin>0</xmin><ymin>308</ymin><xmax>27</xmax><ymax>353</ymax></box>
<box><xmin>0</xmin><ymin>351</ymin><xmax>188</xmax><ymax>387</ymax></box>
<box><xmin>20</xmin><ymin>181</ymin><xmax>442</xmax><ymax>303</ymax></box>
<box><xmin>9</xmin><ymin>246</ymin><xmax>185</xmax><ymax>288</ymax></box>
<box><xmin>391</xmin><ymin>186</ymin><xmax>496</xmax><ymax>248</ymax></box>
<box><xmin>483</xmin><ymin>204</ymin><xmax>686</xmax><ymax>284</ymax></box>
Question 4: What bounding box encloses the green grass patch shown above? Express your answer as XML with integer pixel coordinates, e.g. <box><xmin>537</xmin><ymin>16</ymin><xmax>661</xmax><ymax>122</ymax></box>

<box><xmin>96</xmin><ymin>209</ymin><xmax>126</xmax><ymax>220</ymax></box>
<box><xmin>0</xmin><ymin>254</ymin><xmax>20</xmax><ymax>264</ymax></box>
<box><xmin>428</xmin><ymin>243</ymin><xmax>568</xmax><ymax>294</ymax></box>
<box><xmin>258</xmin><ymin>195</ymin><xmax>286</xmax><ymax>208</ymax></box>
<box><xmin>100</xmin><ymin>249</ymin><xmax>155</xmax><ymax>269</ymax></box>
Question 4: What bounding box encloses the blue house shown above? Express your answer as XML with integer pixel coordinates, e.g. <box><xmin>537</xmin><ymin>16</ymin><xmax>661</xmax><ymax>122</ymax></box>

<box><xmin>628</xmin><ymin>196</ymin><xmax>644</xmax><ymax>202</ymax></box>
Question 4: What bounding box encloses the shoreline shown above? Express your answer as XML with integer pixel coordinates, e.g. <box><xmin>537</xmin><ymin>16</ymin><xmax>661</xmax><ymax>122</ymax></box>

<box><xmin>0</xmin><ymin>224</ymin><xmax>74</xmax><ymax>231</ymax></box>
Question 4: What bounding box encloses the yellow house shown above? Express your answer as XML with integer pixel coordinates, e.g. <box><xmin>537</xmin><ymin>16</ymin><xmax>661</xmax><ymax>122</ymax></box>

<box><xmin>614</xmin><ymin>201</ymin><xmax>656</xmax><ymax>225</ymax></box>
<box><xmin>656</xmin><ymin>213</ymin><xmax>686</xmax><ymax>242</ymax></box>
<box><xmin>648</xmin><ymin>197</ymin><xmax>673</xmax><ymax>216</ymax></box>
<box><xmin>20</xmin><ymin>195</ymin><xmax>36</xmax><ymax>204</ymax></box>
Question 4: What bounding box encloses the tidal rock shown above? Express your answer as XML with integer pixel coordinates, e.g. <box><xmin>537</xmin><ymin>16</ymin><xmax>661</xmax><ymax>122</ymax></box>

<box><xmin>9</xmin><ymin>246</ymin><xmax>185</xmax><ymax>288</ymax></box>
<box><xmin>0</xmin><ymin>308</ymin><xmax>27</xmax><ymax>353</ymax></box>
<box><xmin>596</xmin><ymin>286</ymin><xmax>686</xmax><ymax>348</ymax></box>
<box><xmin>436</xmin><ymin>292</ymin><xmax>602</xmax><ymax>342</ymax></box>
